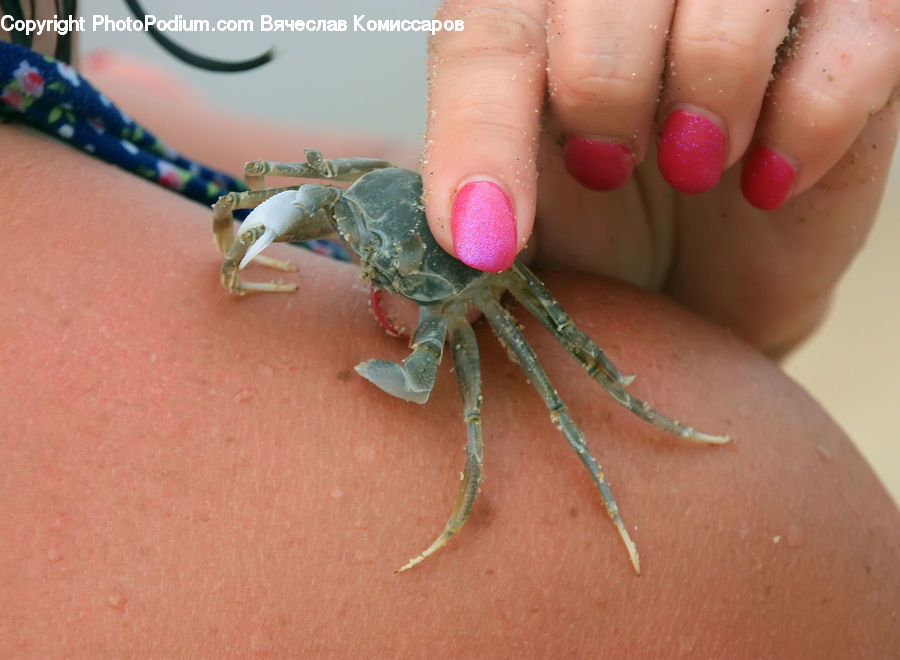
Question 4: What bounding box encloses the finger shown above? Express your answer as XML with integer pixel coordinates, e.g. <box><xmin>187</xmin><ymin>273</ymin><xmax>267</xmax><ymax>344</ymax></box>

<box><xmin>740</xmin><ymin>0</ymin><xmax>900</xmax><ymax>210</ymax></box>
<box><xmin>547</xmin><ymin>0</ymin><xmax>673</xmax><ymax>191</ymax></box>
<box><xmin>656</xmin><ymin>0</ymin><xmax>798</xmax><ymax>194</ymax></box>
<box><xmin>423</xmin><ymin>0</ymin><xmax>546</xmax><ymax>272</ymax></box>
<box><xmin>666</xmin><ymin>99</ymin><xmax>900</xmax><ymax>356</ymax></box>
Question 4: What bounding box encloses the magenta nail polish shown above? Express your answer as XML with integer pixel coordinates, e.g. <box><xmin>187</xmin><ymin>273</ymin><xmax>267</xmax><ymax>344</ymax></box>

<box><xmin>563</xmin><ymin>136</ymin><xmax>634</xmax><ymax>191</ymax></box>
<box><xmin>657</xmin><ymin>110</ymin><xmax>726</xmax><ymax>194</ymax></box>
<box><xmin>741</xmin><ymin>145</ymin><xmax>795</xmax><ymax>210</ymax></box>
<box><xmin>451</xmin><ymin>180</ymin><xmax>517</xmax><ymax>272</ymax></box>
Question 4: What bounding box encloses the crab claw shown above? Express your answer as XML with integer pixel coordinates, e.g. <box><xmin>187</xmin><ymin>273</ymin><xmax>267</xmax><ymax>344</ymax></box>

<box><xmin>239</xmin><ymin>227</ymin><xmax>278</xmax><ymax>269</ymax></box>
<box><xmin>355</xmin><ymin>306</ymin><xmax>448</xmax><ymax>404</ymax></box>
<box><xmin>355</xmin><ymin>358</ymin><xmax>434</xmax><ymax>404</ymax></box>
<box><xmin>233</xmin><ymin>190</ymin><xmax>306</xmax><ymax>270</ymax></box>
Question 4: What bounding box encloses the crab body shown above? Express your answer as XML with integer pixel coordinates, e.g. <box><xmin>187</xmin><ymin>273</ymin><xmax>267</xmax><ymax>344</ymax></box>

<box><xmin>334</xmin><ymin>167</ymin><xmax>488</xmax><ymax>304</ymax></box>
<box><xmin>211</xmin><ymin>149</ymin><xmax>730</xmax><ymax>573</ymax></box>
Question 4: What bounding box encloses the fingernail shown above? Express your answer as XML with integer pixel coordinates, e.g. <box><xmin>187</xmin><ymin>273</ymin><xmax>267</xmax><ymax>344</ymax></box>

<box><xmin>563</xmin><ymin>136</ymin><xmax>634</xmax><ymax>191</ymax></box>
<box><xmin>741</xmin><ymin>145</ymin><xmax>795</xmax><ymax>210</ymax></box>
<box><xmin>657</xmin><ymin>110</ymin><xmax>726</xmax><ymax>194</ymax></box>
<box><xmin>451</xmin><ymin>180</ymin><xmax>517</xmax><ymax>272</ymax></box>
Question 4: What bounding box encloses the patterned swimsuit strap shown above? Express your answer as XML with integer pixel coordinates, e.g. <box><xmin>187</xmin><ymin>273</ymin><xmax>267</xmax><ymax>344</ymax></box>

<box><xmin>0</xmin><ymin>40</ymin><xmax>350</xmax><ymax>261</ymax></box>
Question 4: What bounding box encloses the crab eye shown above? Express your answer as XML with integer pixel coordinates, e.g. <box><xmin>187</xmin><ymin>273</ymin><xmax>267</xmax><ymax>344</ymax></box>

<box><xmin>395</xmin><ymin>230</ymin><xmax>425</xmax><ymax>275</ymax></box>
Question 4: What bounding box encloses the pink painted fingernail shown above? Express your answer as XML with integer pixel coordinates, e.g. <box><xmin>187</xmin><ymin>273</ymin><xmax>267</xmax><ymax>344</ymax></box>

<box><xmin>657</xmin><ymin>110</ymin><xmax>726</xmax><ymax>194</ymax></box>
<box><xmin>741</xmin><ymin>145</ymin><xmax>795</xmax><ymax>210</ymax></box>
<box><xmin>563</xmin><ymin>136</ymin><xmax>634</xmax><ymax>191</ymax></box>
<box><xmin>451</xmin><ymin>180</ymin><xmax>517</xmax><ymax>272</ymax></box>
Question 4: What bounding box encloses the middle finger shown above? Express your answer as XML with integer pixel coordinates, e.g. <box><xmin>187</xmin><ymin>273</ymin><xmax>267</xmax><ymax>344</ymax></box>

<box><xmin>547</xmin><ymin>0</ymin><xmax>674</xmax><ymax>191</ymax></box>
<box><xmin>656</xmin><ymin>0</ymin><xmax>798</xmax><ymax>194</ymax></box>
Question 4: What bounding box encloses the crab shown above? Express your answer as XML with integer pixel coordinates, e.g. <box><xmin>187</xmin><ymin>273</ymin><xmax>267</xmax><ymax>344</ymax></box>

<box><xmin>211</xmin><ymin>149</ymin><xmax>730</xmax><ymax>574</ymax></box>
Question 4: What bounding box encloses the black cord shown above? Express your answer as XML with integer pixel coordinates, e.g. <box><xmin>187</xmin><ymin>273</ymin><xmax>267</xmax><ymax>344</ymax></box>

<box><xmin>123</xmin><ymin>0</ymin><xmax>273</xmax><ymax>73</ymax></box>
<box><xmin>53</xmin><ymin>0</ymin><xmax>74</xmax><ymax>62</ymax></box>
<box><xmin>1</xmin><ymin>0</ymin><xmax>33</xmax><ymax>48</ymax></box>
<box><xmin>1</xmin><ymin>0</ymin><xmax>271</xmax><ymax>70</ymax></box>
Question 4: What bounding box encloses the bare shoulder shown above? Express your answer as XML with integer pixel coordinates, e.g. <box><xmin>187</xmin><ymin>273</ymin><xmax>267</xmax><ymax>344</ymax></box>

<box><xmin>1</xmin><ymin>125</ymin><xmax>897</xmax><ymax>656</ymax></box>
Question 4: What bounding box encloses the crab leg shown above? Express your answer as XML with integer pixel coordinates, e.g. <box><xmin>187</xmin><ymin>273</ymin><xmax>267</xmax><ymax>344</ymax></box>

<box><xmin>476</xmin><ymin>291</ymin><xmax>641</xmax><ymax>575</ymax></box>
<box><xmin>243</xmin><ymin>149</ymin><xmax>395</xmax><ymax>190</ymax></box>
<box><xmin>355</xmin><ymin>305</ymin><xmax>448</xmax><ymax>404</ymax></box>
<box><xmin>503</xmin><ymin>263</ymin><xmax>633</xmax><ymax>389</ymax></box>
<box><xmin>505</xmin><ymin>265</ymin><xmax>729</xmax><ymax>445</ymax></box>
<box><xmin>397</xmin><ymin>310</ymin><xmax>484</xmax><ymax>572</ymax></box>
<box><xmin>602</xmin><ymin>390</ymin><xmax>730</xmax><ymax>444</ymax></box>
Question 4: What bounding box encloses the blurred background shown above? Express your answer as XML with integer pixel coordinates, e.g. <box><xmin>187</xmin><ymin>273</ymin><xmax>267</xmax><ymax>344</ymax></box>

<box><xmin>82</xmin><ymin>1</ymin><xmax>898</xmax><ymax>504</ymax></box>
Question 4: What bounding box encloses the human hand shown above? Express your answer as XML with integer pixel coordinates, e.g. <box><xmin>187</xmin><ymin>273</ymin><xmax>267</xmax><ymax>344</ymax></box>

<box><xmin>422</xmin><ymin>0</ymin><xmax>900</xmax><ymax>355</ymax></box>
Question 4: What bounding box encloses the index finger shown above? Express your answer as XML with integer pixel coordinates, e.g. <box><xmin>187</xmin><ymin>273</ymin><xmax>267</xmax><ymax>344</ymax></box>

<box><xmin>422</xmin><ymin>1</ymin><xmax>546</xmax><ymax>272</ymax></box>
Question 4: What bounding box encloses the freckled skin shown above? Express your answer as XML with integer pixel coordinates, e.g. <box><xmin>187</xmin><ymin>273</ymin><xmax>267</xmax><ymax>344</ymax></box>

<box><xmin>1</xmin><ymin>116</ymin><xmax>898</xmax><ymax>655</ymax></box>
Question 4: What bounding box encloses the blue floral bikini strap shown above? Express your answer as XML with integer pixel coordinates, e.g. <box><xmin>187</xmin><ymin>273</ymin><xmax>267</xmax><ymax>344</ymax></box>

<box><xmin>0</xmin><ymin>40</ymin><xmax>350</xmax><ymax>261</ymax></box>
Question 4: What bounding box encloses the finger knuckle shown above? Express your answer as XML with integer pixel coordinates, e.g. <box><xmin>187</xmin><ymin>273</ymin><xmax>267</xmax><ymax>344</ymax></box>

<box><xmin>550</xmin><ymin>51</ymin><xmax>657</xmax><ymax>114</ymax></box>
<box><xmin>448</xmin><ymin>98</ymin><xmax>532</xmax><ymax>142</ymax></box>
<box><xmin>431</xmin><ymin>3</ymin><xmax>544</xmax><ymax>59</ymax></box>
<box><xmin>789</xmin><ymin>83</ymin><xmax>862</xmax><ymax>140</ymax></box>
<box><xmin>675</xmin><ymin>31</ymin><xmax>771</xmax><ymax>81</ymax></box>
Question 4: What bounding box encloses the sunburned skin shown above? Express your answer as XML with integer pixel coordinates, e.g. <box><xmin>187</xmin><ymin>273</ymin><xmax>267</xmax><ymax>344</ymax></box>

<box><xmin>1</xmin><ymin>0</ymin><xmax>897</xmax><ymax>652</ymax></box>
<box><xmin>1</xmin><ymin>120</ymin><xmax>898</xmax><ymax>656</ymax></box>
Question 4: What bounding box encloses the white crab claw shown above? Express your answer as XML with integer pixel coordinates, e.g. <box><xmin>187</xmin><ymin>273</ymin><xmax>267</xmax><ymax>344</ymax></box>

<box><xmin>236</xmin><ymin>190</ymin><xmax>306</xmax><ymax>269</ymax></box>
<box><xmin>239</xmin><ymin>227</ymin><xmax>278</xmax><ymax>269</ymax></box>
<box><xmin>355</xmin><ymin>359</ymin><xmax>432</xmax><ymax>404</ymax></box>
